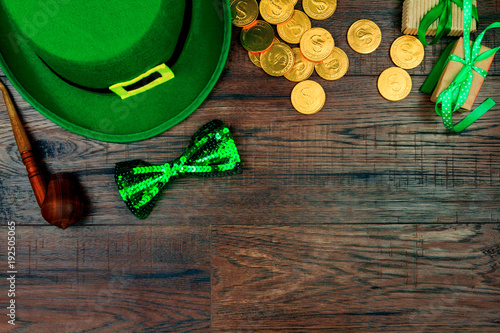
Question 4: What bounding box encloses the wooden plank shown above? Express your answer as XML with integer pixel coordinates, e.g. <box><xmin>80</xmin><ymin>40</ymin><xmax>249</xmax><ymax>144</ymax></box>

<box><xmin>212</xmin><ymin>224</ymin><xmax>500</xmax><ymax>332</ymax></box>
<box><xmin>1</xmin><ymin>75</ymin><xmax>499</xmax><ymax>225</ymax></box>
<box><xmin>0</xmin><ymin>1</ymin><xmax>498</xmax><ymax>331</ymax></box>
<box><xmin>0</xmin><ymin>225</ymin><xmax>211</xmax><ymax>332</ymax></box>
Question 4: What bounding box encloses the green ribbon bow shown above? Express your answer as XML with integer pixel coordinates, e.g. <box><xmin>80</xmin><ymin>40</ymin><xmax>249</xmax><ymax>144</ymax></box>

<box><xmin>115</xmin><ymin>120</ymin><xmax>242</xmax><ymax>219</ymax></box>
<box><xmin>422</xmin><ymin>0</ymin><xmax>499</xmax><ymax>132</ymax></box>
<box><xmin>418</xmin><ymin>0</ymin><xmax>478</xmax><ymax>46</ymax></box>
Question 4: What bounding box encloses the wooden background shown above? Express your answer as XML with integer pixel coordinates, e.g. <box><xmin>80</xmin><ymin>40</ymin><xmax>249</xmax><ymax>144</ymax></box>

<box><xmin>1</xmin><ymin>0</ymin><xmax>499</xmax><ymax>331</ymax></box>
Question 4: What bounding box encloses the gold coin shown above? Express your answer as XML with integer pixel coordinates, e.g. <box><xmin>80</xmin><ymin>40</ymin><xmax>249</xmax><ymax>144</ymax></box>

<box><xmin>300</xmin><ymin>27</ymin><xmax>334</xmax><ymax>62</ymax></box>
<box><xmin>277</xmin><ymin>10</ymin><xmax>311</xmax><ymax>44</ymax></box>
<box><xmin>302</xmin><ymin>0</ymin><xmax>337</xmax><ymax>20</ymax></box>
<box><xmin>231</xmin><ymin>0</ymin><xmax>259</xmax><ymax>27</ymax></box>
<box><xmin>248</xmin><ymin>51</ymin><xmax>261</xmax><ymax>68</ymax></box>
<box><xmin>377</xmin><ymin>67</ymin><xmax>412</xmax><ymax>101</ymax></box>
<box><xmin>261</xmin><ymin>42</ymin><xmax>295</xmax><ymax>76</ymax></box>
<box><xmin>390</xmin><ymin>35</ymin><xmax>425</xmax><ymax>70</ymax></box>
<box><xmin>315</xmin><ymin>47</ymin><xmax>349</xmax><ymax>80</ymax></box>
<box><xmin>291</xmin><ymin>80</ymin><xmax>326</xmax><ymax>114</ymax></box>
<box><xmin>347</xmin><ymin>19</ymin><xmax>382</xmax><ymax>54</ymax></box>
<box><xmin>260</xmin><ymin>0</ymin><xmax>294</xmax><ymax>25</ymax></box>
<box><xmin>285</xmin><ymin>48</ymin><xmax>315</xmax><ymax>82</ymax></box>
<box><xmin>240</xmin><ymin>20</ymin><xmax>275</xmax><ymax>53</ymax></box>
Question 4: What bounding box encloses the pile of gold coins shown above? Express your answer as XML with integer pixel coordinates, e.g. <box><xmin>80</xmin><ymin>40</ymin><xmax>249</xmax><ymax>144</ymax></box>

<box><xmin>231</xmin><ymin>0</ymin><xmax>425</xmax><ymax>112</ymax></box>
<box><xmin>232</xmin><ymin>0</ymin><xmax>342</xmax><ymax>115</ymax></box>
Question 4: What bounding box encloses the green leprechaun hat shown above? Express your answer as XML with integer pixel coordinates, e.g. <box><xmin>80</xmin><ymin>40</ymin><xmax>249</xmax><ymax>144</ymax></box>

<box><xmin>0</xmin><ymin>0</ymin><xmax>231</xmax><ymax>142</ymax></box>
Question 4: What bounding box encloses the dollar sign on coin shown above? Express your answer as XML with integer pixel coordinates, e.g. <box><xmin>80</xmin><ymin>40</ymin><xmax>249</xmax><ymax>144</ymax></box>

<box><xmin>302</xmin><ymin>88</ymin><xmax>314</xmax><ymax>106</ymax></box>
<box><xmin>235</xmin><ymin>2</ymin><xmax>248</xmax><ymax>19</ymax></box>
<box><xmin>388</xmin><ymin>74</ymin><xmax>402</xmax><ymax>91</ymax></box>
<box><xmin>312</xmin><ymin>35</ymin><xmax>325</xmax><ymax>52</ymax></box>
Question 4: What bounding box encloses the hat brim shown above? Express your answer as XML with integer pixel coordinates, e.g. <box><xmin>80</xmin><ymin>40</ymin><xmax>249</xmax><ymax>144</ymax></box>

<box><xmin>0</xmin><ymin>0</ymin><xmax>231</xmax><ymax>142</ymax></box>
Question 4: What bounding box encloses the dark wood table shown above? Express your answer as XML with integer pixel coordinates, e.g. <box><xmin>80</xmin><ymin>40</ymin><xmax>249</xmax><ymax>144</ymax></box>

<box><xmin>1</xmin><ymin>1</ymin><xmax>499</xmax><ymax>331</ymax></box>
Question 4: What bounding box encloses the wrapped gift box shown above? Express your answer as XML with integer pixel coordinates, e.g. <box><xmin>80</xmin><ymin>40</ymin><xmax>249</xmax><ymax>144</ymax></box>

<box><xmin>402</xmin><ymin>0</ymin><xmax>477</xmax><ymax>36</ymax></box>
<box><xmin>430</xmin><ymin>37</ymin><xmax>494</xmax><ymax>111</ymax></box>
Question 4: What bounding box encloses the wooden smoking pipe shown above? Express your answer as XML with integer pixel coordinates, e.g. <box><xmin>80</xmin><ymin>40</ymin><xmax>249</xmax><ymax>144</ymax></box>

<box><xmin>0</xmin><ymin>80</ymin><xmax>85</xmax><ymax>229</ymax></box>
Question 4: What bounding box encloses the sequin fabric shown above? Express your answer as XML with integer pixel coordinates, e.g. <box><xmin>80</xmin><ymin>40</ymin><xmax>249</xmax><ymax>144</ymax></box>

<box><xmin>114</xmin><ymin>120</ymin><xmax>242</xmax><ymax>219</ymax></box>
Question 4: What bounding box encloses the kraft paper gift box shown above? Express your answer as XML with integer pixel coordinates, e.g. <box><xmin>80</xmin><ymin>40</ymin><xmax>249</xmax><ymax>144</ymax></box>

<box><xmin>430</xmin><ymin>37</ymin><xmax>495</xmax><ymax>111</ymax></box>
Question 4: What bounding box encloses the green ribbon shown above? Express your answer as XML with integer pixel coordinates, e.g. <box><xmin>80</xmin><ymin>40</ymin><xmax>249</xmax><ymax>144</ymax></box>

<box><xmin>423</xmin><ymin>0</ymin><xmax>499</xmax><ymax>132</ymax></box>
<box><xmin>418</xmin><ymin>0</ymin><xmax>478</xmax><ymax>46</ymax></box>
<box><xmin>115</xmin><ymin>120</ymin><xmax>242</xmax><ymax>219</ymax></box>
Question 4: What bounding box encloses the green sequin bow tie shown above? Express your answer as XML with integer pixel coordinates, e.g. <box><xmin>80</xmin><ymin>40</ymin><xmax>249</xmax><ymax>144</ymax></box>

<box><xmin>115</xmin><ymin>120</ymin><xmax>242</xmax><ymax>219</ymax></box>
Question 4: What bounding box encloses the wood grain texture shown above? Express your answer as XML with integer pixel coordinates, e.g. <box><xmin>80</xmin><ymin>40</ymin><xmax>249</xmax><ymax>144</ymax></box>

<box><xmin>212</xmin><ymin>224</ymin><xmax>500</xmax><ymax>332</ymax></box>
<box><xmin>0</xmin><ymin>0</ymin><xmax>499</xmax><ymax>225</ymax></box>
<box><xmin>0</xmin><ymin>225</ymin><xmax>211</xmax><ymax>332</ymax></box>
<box><xmin>0</xmin><ymin>1</ymin><xmax>499</xmax><ymax>331</ymax></box>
